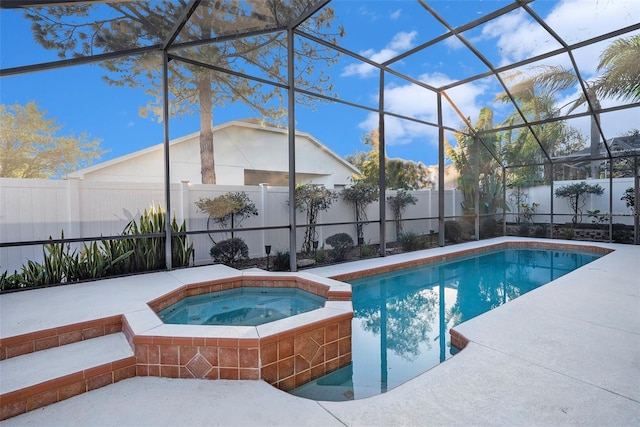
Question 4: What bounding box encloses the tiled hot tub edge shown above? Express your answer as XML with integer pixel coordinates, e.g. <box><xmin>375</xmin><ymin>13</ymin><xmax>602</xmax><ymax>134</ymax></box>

<box><xmin>123</xmin><ymin>272</ymin><xmax>354</xmax><ymax>392</ymax></box>
<box><xmin>123</xmin><ymin>311</ymin><xmax>353</xmax><ymax>391</ymax></box>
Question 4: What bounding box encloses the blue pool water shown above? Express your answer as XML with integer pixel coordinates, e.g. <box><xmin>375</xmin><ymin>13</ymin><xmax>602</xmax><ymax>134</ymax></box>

<box><xmin>290</xmin><ymin>247</ymin><xmax>601</xmax><ymax>401</ymax></box>
<box><xmin>158</xmin><ymin>287</ymin><xmax>326</xmax><ymax>326</ymax></box>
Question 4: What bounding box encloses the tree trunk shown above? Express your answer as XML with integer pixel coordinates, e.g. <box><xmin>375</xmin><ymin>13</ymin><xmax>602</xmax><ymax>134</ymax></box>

<box><xmin>198</xmin><ymin>78</ymin><xmax>216</xmax><ymax>184</ymax></box>
<box><xmin>588</xmin><ymin>88</ymin><xmax>601</xmax><ymax>179</ymax></box>
<box><xmin>590</xmin><ymin>113</ymin><xmax>600</xmax><ymax>178</ymax></box>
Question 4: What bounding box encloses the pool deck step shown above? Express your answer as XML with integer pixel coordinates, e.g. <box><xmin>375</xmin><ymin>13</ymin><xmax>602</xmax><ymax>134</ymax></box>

<box><xmin>0</xmin><ymin>332</ymin><xmax>136</xmax><ymax>420</ymax></box>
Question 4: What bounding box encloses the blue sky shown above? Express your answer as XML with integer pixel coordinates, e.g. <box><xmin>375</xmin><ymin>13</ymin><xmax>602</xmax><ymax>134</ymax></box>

<box><xmin>1</xmin><ymin>0</ymin><xmax>638</xmax><ymax>169</ymax></box>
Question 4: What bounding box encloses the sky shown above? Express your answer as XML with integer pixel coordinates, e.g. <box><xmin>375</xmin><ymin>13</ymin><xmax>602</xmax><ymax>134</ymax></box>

<box><xmin>1</xmin><ymin>0</ymin><xmax>639</xmax><ymax>169</ymax></box>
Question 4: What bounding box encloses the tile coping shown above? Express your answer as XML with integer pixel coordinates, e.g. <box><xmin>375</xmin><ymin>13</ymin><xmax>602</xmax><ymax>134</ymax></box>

<box><xmin>325</xmin><ymin>240</ymin><xmax>613</xmax><ymax>282</ymax></box>
<box><xmin>129</xmin><ymin>272</ymin><xmax>353</xmax><ymax>342</ymax></box>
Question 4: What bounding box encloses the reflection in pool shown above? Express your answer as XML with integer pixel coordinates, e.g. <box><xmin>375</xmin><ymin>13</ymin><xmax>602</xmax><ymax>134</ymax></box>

<box><xmin>290</xmin><ymin>248</ymin><xmax>601</xmax><ymax>401</ymax></box>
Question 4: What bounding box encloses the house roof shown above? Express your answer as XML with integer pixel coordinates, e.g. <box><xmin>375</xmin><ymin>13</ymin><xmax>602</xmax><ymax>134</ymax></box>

<box><xmin>68</xmin><ymin>119</ymin><xmax>360</xmax><ymax>179</ymax></box>
<box><xmin>552</xmin><ymin>135</ymin><xmax>640</xmax><ymax>162</ymax></box>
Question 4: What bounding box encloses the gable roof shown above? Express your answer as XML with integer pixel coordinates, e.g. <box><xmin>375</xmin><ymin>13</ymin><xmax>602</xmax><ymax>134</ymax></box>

<box><xmin>552</xmin><ymin>135</ymin><xmax>640</xmax><ymax>162</ymax></box>
<box><xmin>69</xmin><ymin>119</ymin><xmax>359</xmax><ymax>178</ymax></box>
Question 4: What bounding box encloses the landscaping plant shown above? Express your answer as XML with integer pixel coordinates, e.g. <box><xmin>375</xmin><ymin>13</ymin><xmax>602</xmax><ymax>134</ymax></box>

<box><xmin>387</xmin><ymin>189</ymin><xmax>417</xmax><ymax>239</ymax></box>
<box><xmin>341</xmin><ymin>181</ymin><xmax>378</xmax><ymax>245</ymax></box>
<box><xmin>195</xmin><ymin>192</ymin><xmax>258</xmax><ymax>242</ymax></box>
<box><xmin>398</xmin><ymin>231</ymin><xmax>424</xmax><ymax>251</ymax></box>
<box><xmin>621</xmin><ymin>187</ymin><xmax>635</xmax><ymax>208</ymax></box>
<box><xmin>272</xmin><ymin>250</ymin><xmax>291</xmax><ymax>272</ymax></box>
<box><xmin>554</xmin><ymin>182</ymin><xmax>604</xmax><ymax>225</ymax></box>
<box><xmin>326</xmin><ymin>233</ymin><xmax>354</xmax><ymax>261</ymax></box>
<box><xmin>0</xmin><ymin>205</ymin><xmax>193</xmax><ymax>292</ymax></box>
<box><xmin>293</xmin><ymin>183</ymin><xmax>337</xmax><ymax>254</ymax></box>
<box><xmin>444</xmin><ymin>220</ymin><xmax>463</xmax><ymax>242</ymax></box>
<box><xmin>210</xmin><ymin>237</ymin><xmax>249</xmax><ymax>268</ymax></box>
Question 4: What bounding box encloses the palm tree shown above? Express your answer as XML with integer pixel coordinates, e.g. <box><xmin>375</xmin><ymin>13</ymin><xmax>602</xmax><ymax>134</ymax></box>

<box><xmin>592</xmin><ymin>35</ymin><xmax>640</xmax><ymax>102</ymax></box>
<box><xmin>447</xmin><ymin>107</ymin><xmax>504</xmax><ymax>216</ymax></box>
<box><xmin>495</xmin><ymin>68</ymin><xmax>580</xmax><ymax>181</ymax></box>
<box><xmin>500</xmin><ymin>35</ymin><xmax>640</xmax><ymax>178</ymax></box>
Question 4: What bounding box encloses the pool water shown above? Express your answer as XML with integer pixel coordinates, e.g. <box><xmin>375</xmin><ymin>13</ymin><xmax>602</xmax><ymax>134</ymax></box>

<box><xmin>157</xmin><ymin>287</ymin><xmax>326</xmax><ymax>326</ymax></box>
<box><xmin>290</xmin><ymin>248</ymin><xmax>601</xmax><ymax>401</ymax></box>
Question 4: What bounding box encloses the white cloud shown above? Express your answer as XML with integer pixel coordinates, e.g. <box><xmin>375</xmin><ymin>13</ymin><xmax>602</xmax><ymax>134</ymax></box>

<box><xmin>342</xmin><ymin>31</ymin><xmax>418</xmax><ymax>78</ymax></box>
<box><xmin>475</xmin><ymin>0</ymin><xmax>639</xmax><ymax>136</ymax></box>
<box><xmin>358</xmin><ymin>6</ymin><xmax>378</xmax><ymax>22</ymax></box>
<box><xmin>479</xmin><ymin>0</ymin><xmax>639</xmax><ymax>74</ymax></box>
<box><xmin>390</xmin><ymin>9</ymin><xmax>401</xmax><ymax>20</ymax></box>
<box><xmin>388</xmin><ymin>31</ymin><xmax>416</xmax><ymax>51</ymax></box>
<box><xmin>358</xmin><ymin>72</ymin><xmax>486</xmax><ymax>148</ymax></box>
<box><xmin>481</xmin><ymin>9</ymin><xmax>559</xmax><ymax>66</ymax></box>
<box><xmin>346</xmin><ymin>0</ymin><xmax>638</xmax><ymax>153</ymax></box>
<box><xmin>443</xmin><ymin>35</ymin><xmax>465</xmax><ymax>50</ymax></box>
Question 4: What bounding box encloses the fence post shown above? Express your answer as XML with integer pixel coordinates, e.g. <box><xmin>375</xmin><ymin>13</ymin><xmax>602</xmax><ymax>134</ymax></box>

<box><xmin>179</xmin><ymin>181</ymin><xmax>190</xmax><ymax>226</ymax></box>
<box><xmin>68</xmin><ymin>177</ymin><xmax>81</xmax><ymax>238</ymax></box>
<box><xmin>260</xmin><ymin>183</ymin><xmax>268</xmax><ymax>256</ymax></box>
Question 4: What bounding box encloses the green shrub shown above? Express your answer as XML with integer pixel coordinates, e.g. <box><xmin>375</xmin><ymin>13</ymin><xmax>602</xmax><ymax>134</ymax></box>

<box><xmin>518</xmin><ymin>224</ymin><xmax>530</xmax><ymax>237</ymax></box>
<box><xmin>534</xmin><ymin>225</ymin><xmax>548</xmax><ymax>238</ymax></box>
<box><xmin>110</xmin><ymin>205</ymin><xmax>193</xmax><ymax>273</ymax></box>
<box><xmin>210</xmin><ymin>237</ymin><xmax>248</xmax><ymax>267</ymax></box>
<box><xmin>0</xmin><ymin>270</ymin><xmax>23</xmax><ymax>291</ymax></box>
<box><xmin>361</xmin><ymin>243</ymin><xmax>373</xmax><ymax>257</ymax></box>
<box><xmin>0</xmin><ymin>205</ymin><xmax>193</xmax><ymax>292</ymax></box>
<box><xmin>398</xmin><ymin>231</ymin><xmax>423</xmax><ymax>251</ymax></box>
<box><xmin>326</xmin><ymin>233</ymin><xmax>354</xmax><ymax>261</ymax></box>
<box><xmin>21</xmin><ymin>260</ymin><xmax>47</xmax><ymax>287</ymax></box>
<box><xmin>558</xmin><ymin>228</ymin><xmax>574</xmax><ymax>240</ymax></box>
<box><xmin>480</xmin><ymin>217</ymin><xmax>498</xmax><ymax>239</ymax></box>
<box><xmin>315</xmin><ymin>246</ymin><xmax>327</xmax><ymax>263</ymax></box>
<box><xmin>272</xmin><ymin>250</ymin><xmax>290</xmax><ymax>271</ymax></box>
<box><xmin>444</xmin><ymin>220</ymin><xmax>462</xmax><ymax>242</ymax></box>
<box><xmin>460</xmin><ymin>219</ymin><xmax>475</xmax><ymax>239</ymax></box>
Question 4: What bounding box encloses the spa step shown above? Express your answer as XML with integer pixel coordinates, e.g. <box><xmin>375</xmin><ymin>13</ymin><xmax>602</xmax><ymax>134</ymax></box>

<box><xmin>0</xmin><ymin>333</ymin><xmax>136</xmax><ymax>420</ymax></box>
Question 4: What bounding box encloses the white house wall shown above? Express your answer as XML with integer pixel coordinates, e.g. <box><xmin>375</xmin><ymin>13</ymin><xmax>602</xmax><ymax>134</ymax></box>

<box><xmin>71</xmin><ymin>122</ymin><xmax>357</xmax><ymax>187</ymax></box>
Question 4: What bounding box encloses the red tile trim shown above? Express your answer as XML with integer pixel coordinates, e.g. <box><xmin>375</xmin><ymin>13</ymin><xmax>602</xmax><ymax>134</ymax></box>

<box><xmin>449</xmin><ymin>328</ymin><xmax>469</xmax><ymax>351</ymax></box>
<box><xmin>0</xmin><ymin>315</ymin><xmax>123</xmax><ymax>361</ymax></box>
<box><xmin>147</xmin><ymin>275</ymin><xmax>350</xmax><ymax>319</ymax></box>
<box><xmin>329</xmin><ymin>241</ymin><xmax>611</xmax><ymax>282</ymax></box>
<box><xmin>0</xmin><ymin>355</ymin><xmax>136</xmax><ymax>421</ymax></box>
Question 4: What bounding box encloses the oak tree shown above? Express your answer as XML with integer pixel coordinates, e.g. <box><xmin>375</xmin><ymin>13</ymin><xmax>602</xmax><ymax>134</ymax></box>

<box><xmin>346</xmin><ymin>129</ymin><xmax>434</xmax><ymax>190</ymax></box>
<box><xmin>25</xmin><ymin>1</ymin><xmax>343</xmax><ymax>184</ymax></box>
<box><xmin>0</xmin><ymin>101</ymin><xmax>104</xmax><ymax>178</ymax></box>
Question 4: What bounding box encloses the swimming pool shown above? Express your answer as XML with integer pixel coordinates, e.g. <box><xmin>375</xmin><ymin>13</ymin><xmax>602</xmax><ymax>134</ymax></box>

<box><xmin>290</xmin><ymin>246</ymin><xmax>602</xmax><ymax>401</ymax></box>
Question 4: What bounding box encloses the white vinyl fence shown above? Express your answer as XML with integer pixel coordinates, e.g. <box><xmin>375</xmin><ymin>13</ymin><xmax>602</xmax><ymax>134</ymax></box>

<box><xmin>505</xmin><ymin>177</ymin><xmax>636</xmax><ymax>225</ymax></box>
<box><xmin>4</xmin><ymin>177</ymin><xmax>633</xmax><ymax>273</ymax></box>
<box><xmin>1</xmin><ymin>178</ymin><xmax>463</xmax><ymax>272</ymax></box>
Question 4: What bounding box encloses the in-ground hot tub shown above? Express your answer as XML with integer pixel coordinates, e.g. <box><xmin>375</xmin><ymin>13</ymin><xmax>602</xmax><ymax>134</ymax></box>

<box><xmin>122</xmin><ymin>271</ymin><xmax>353</xmax><ymax>392</ymax></box>
<box><xmin>158</xmin><ymin>287</ymin><xmax>327</xmax><ymax>326</ymax></box>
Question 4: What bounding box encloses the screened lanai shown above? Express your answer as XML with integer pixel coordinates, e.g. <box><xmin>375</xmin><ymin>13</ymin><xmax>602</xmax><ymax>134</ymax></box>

<box><xmin>1</xmin><ymin>0</ymin><xmax>639</xmax><ymax>290</ymax></box>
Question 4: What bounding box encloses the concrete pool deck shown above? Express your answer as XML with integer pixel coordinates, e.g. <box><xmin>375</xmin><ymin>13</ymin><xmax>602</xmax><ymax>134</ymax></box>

<box><xmin>1</xmin><ymin>237</ymin><xmax>639</xmax><ymax>426</ymax></box>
